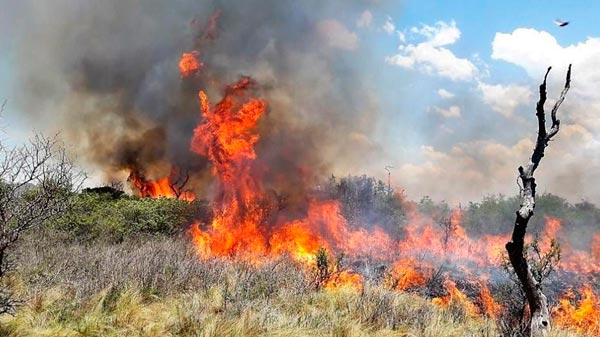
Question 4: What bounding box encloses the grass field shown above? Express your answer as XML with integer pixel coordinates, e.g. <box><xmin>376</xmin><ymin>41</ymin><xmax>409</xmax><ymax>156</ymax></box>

<box><xmin>0</xmin><ymin>231</ymin><xmax>586</xmax><ymax>337</ymax></box>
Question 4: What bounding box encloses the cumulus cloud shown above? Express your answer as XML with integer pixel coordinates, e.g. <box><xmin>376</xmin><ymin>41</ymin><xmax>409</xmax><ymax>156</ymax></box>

<box><xmin>386</xmin><ymin>21</ymin><xmax>477</xmax><ymax>81</ymax></box>
<box><xmin>410</xmin><ymin>20</ymin><xmax>460</xmax><ymax>47</ymax></box>
<box><xmin>492</xmin><ymin>28</ymin><xmax>600</xmax><ymax>98</ymax></box>
<box><xmin>433</xmin><ymin>105</ymin><xmax>461</xmax><ymax>118</ymax></box>
<box><xmin>477</xmin><ymin>82</ymin><xmax>532</xmax><ymax>118</ymax></box>
<box><xmin>492</xmin><ymin>28</ymin><xmax>570</xmax><ymax>77</ymax></box>
<box><xmin>317</xmin><ymin>19</ymin><xmax>359</xmax><ymax>50</ymax></box>
<box><xmin>392</xmin><ymin>28</ymin><xmax>600</xmax><ymax>204</ymax></box>
<box><xmin>396</xmin><ymin>124</ymin><xmax>600</xmax><ymax>203</ymax></box>
<box><xmin>437</xmin><ymin>88</ymin><xmax>455</xmax><ymax>99</ymax></box>
<box><xmin>356</xmin><ymin>10</ymin><xmax>372</xmax><ymax>28</ymax></box>
<box><xmin>383</xmin><ymin>16</ymin><xmax>395</xmax><ymax>34</ymax></box>
<box><xmin>379</xmin><ymin>26</ymin><xmax>600</xmax><ymax>203</ymax></box>
<box><xmin>492</xmin><ymin>28</ymin><xmax>600</xmax><ymax>130</ymax></box>
<box><xmin>397</xmin><ymin>31</ymin><xmax>406</xmax><ymax>44</ymax></box>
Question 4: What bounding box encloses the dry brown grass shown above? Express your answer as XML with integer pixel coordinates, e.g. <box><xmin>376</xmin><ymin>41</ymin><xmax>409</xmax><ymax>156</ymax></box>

<box><xmin>0</xmin><ymin>232</ymin><xmax>589</xmax><ymax>337</ymax></box>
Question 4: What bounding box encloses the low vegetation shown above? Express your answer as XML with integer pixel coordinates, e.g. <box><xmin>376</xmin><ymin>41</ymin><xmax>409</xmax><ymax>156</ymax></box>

<box><xmin>0</xmin><ymin>234</ymin><xmax>503</xmax><ymax>337</ymax></box>
<box><xmin>0</xmin><ymin>179</ymin><xmax>596</xmax><ymax>336</ymax></box>
<box><xmin>0</xmin><ymin>233</ymin><xmax>585</xmax><ymax>337</ymax></box>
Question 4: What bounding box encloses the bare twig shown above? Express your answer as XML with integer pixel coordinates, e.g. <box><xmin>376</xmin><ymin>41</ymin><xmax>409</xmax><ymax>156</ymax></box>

<box><xmin>0</xmin><ymin>134</ymin><xmax>85</xmax><ymax>314</ymax></box>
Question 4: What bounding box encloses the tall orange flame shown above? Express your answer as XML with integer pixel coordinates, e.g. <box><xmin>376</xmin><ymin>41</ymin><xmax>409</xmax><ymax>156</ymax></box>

<box><xmin>189</xmin><ymin>76</ymin><xmax>269</xmax><ymax>259</ymax></box>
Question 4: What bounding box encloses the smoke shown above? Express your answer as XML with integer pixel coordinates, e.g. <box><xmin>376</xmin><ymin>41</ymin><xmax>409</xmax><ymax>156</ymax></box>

<box><xmin>10</xmin><ymin>0</ymin><xmax>383</xmax><ymax>200</ymax></box>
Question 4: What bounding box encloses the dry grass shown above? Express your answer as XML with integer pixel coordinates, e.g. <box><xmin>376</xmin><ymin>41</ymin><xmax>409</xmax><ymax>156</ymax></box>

<box><xmin>1</xmin><ymin>284</ymin><xmax>498</xmax><ymax>337</ymax></box>
<box><xmin>12</xmin><ymin>231</ymin><xmax>309</xmax><ymax>300</ymax></box>
<box><xmin>0</xmin><ymin>232</ymin><xmax>589</xmax><ymax>337</ymax></box>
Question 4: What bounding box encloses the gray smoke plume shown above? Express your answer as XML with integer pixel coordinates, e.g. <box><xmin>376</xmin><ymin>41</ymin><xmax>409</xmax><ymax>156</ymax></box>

<box><xmin>8</xmin><ymin>0</ymin><xmax>383</xmax><ymax>201</ymax></box>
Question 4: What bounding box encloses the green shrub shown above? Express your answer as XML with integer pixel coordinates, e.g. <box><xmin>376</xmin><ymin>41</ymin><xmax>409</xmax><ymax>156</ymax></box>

<box><xmin>49</xmin><ymin>191</ymin><xmax>209</xmax><ymax>242</ymax></box>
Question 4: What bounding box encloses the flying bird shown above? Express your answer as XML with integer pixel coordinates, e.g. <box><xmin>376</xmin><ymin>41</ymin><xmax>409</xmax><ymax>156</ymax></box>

<box><xmin>554</xmin><ymin>19</ymin><xmax>569</xmax><ymax>27</ymax></box>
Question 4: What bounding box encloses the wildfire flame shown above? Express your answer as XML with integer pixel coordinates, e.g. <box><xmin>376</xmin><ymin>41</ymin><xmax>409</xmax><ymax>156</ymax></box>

<box><xmin>478</xmin><ymin>279</ymin><xmax>502</xmax><ymax>319</ymax></box>
<box><xmin>128</xmin><ymin>169</ymin><xmax>195</xmax><ymax>201</ymax></box>
<box><xmin>432</xmin><ymin>279</ymin><xmax>480</xmax><ymax>317</ymax></box>
<box><xmin>189</xmin><ymin>76</ymin><xmax>269</xmax><ymax>258</ymax></box>
<box><xmin>186</xmin><ymin>68</ymin><xmax>393</xmax><ymax>271</ymax></box>
<box><xmin>552</xmin><ymin>285</ymin><xmax>600</xmax><ymax>335</ymax></box>
<box><xmin>127</xmin><ymin>13</ymin><xmax>600</xmax><ymax>326</ymax></box>
<box><xmin>386</xmin><ymin>257</ymin><xmax>430</xmax><ymax>291</ymax></box>
<box><xmin>324</xmin><ymin>270</ymin><xmax>364</xmax><ymax>292</ymax></box>
<box><xmin>179</xmin><ymin>51</ymin><xmax>203</xmax><ymax>77</ymax></box>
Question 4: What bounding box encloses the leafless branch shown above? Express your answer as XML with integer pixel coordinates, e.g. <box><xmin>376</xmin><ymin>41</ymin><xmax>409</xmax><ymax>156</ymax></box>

<box><xmin>0</xmin><ymin>134</ymin><xmax>85</xmax><ymax>314</ymax></box>
<box><xmin>169</xmin><ymin>167</ymin><xmax>191</xmax><ymax>199</ymax></box>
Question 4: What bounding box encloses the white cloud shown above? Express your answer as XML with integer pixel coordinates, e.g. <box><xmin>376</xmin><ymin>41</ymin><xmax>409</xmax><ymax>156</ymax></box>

<box><xmin>437</xmin><ymin>88</ymin><xmax>455</xmax><ymax>99</ymax></box>
<box><xmin>477</xmin><ymin>82</ymin><xmax>532</xmax><ymax>118</ymax></box>
<box><xmin>383</xmin><ymin>16</ymin><xmax>395</xmax><ymax>35</ymax></box>
<box><xmin>356</xmin><ymin>10</ymin><xmax>373</xmax><ymax>28</ymax></box>
<box><xmin>491</xmin><ymin>28</ymin><xmax>600</xmax><ymax>130</ymax></box>
<box><xmin>410</xmin><ymin>20</ymin><xmax>460</xmax><ymax>47</ymax></box>
<box><xmin>396</xmin><ymin>124</ymin><xmax>600</xmax><ymax>203</ymax></box>
<box><xmin>492</xmin><ymin>28</ymin><xmax>600</xmax><ymax>98</ymax></box>
<box><xmin>492</xmin><ymin>28</ymin><xmax>567</xmax><ymax>77</ymax></box>
<box><xmin>317</xmin><ymin>19</ymin><xmax>359</xmax><ymax>51</ymax></box>
<box><xmin>397</xmin><ymin>31</ymin><xmax>406</xmax><ymax>44</ymax></box>
<box><xmin>386</xmin><ymin>21</ymin><xmax>477</xmax><ymax>81</ymax></box>
<box><xmin>385</xmin><ymin>28</ymin><xmax>600</xmax><ymax>204</ymax></box>
<box><xmin>433</xmin><ymin>105</ymin><xmax>461</xmax><ymax>118</ymax></box>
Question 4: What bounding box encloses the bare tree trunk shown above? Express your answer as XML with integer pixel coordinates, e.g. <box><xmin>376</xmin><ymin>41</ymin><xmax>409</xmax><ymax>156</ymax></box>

<box><xmin>505</xmin><ymin>65</ymin><xmax>571</xmax><ymax>337</ymax></box>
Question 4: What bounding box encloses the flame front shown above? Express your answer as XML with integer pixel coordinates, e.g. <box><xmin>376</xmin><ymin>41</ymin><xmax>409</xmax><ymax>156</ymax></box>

<box><xmin>184</xmin><ymin>66</ymin><xmax>392</xmax><ymax>270</ymax></box>
<box><xmin>324</xmin><ymin>270</ymin><xmax>364</xmax><ymax>292</ymax></box>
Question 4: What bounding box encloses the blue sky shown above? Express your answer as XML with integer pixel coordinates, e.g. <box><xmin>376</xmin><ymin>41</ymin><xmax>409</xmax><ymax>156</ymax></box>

<box><xmin>335</xmin><ymin>1</ymin><xmax>600</xmax><ymax>202</ymax></box>
<box><xmin>352</xmin><ymin>1</ymin><xmax>599</xmax><ymax>149</ymax></box>
<box><xmin>2</xmin><ymin>0</ymin><xmax>600</xmax><ymax>203</ymax></box>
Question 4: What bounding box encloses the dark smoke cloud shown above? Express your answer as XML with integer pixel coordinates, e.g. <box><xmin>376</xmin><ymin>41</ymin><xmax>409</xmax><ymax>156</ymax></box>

<box><xmin>10</xmin><ymin>0</ymin><xmax>383</xmax><ymax>201</ymax></box>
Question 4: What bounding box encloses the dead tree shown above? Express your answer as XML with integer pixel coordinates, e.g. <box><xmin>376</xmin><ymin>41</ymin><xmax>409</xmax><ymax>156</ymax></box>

<box><xmin>505</xmin><ymin>64</ymin><xmax>571</xmax><ymax>337</ymax></box>
<box><xmin>0</xmin><ymin>134</ymin><xmax>85</xmax><ymax>314</ymax></box>
<box><xmin>168</xmin><ymin>167</ymin><xmax>191</xmax><ymax>199</ymax></box>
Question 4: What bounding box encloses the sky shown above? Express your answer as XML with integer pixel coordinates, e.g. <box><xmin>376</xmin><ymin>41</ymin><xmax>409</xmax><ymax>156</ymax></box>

<box><xmin>2</xmin><ymin>0</ymin><xmax>600</xmax><ymax>204</ymax></box>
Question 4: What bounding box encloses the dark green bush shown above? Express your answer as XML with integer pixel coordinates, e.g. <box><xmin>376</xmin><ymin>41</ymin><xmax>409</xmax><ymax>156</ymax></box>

<box><xmin>50</xmin><ymin>191</ymin><xmax>209</xmax><ymax>242</ymax></box>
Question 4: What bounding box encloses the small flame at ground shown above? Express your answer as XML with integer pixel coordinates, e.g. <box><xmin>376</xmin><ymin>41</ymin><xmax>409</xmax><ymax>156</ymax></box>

<box><xmin>128</xmin><ymin>169</ymin><xmax>195</xmax><ymax>201</ymax></box>
<box><xmin>324</xmin><ymin>270</ymin><xmax>364</xmax><ymax>292</ymax></box>
<box><xmin>552</xmin><ymin>285</ymin><xmax>600</xmax><ymax>335</ymax></box>
<box><xmin>432</xmin><ymin>279</ymin><xmax>480</xmax><ymax>317</ymax></box>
